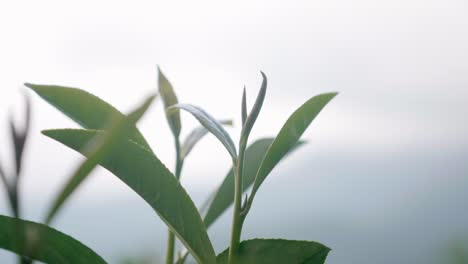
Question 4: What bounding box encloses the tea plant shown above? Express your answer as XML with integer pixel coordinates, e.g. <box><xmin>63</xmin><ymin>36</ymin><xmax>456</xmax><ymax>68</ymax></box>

<box><xmin>158</xmin><ymin>67</ymin><xmax>232</xmax><ymax>264</ymax></box>
<box><xmin>0</xmin><ymin>90</ymin><xmax>155</xmax><ymax>264</ymax></box>
<box><xmin>0</xmin><ymin>69</ymin><xmax>337</xmax><ymax>264</ymax></box>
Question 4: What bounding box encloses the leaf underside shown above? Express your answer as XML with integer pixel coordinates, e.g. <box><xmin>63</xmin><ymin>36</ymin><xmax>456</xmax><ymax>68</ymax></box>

<box><xmin>180</xmin><ymin>120</ymin><xmax>233</xmax><ymax>159</ymax></box>
<box><xmin>168</xmin><ymin>104</ymin><xmax>237</xmax><ymax>160</ymax></box>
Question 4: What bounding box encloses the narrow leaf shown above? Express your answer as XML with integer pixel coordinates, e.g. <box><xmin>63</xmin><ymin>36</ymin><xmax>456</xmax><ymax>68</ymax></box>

<box><xmin>216</xmin><ymin>239</ymin><xmax>330</xmax><ymax>264</ymax></box>
<box><xmin>250</xmin><ymin>93</ymin><xmax>337</xmax><ymax>201</ymax></box>
<box><xmin>180</xmin><ymin>119</ymin><xmax>233</xmax><ymax>159</ymax></box>
<box><xmin>8</xmin><ymin>118</ymin><xmax>23</xmax><ymax>175</ymax></box>
<box><xmin>43</xmin><ymin>129</ymin><xmax>216</xmax><ymax>264</ymax></box>
<box><xmin>0</xmin><ymin>162</ymin><xmax>8</xmax><ymax>191</ymax></box>
<box><xmin>176</xmin><ymin>139</ymin><xmax>305</xmax><ymax>264</ymax></box>
<box><xmin>158</xmin><ymin>67</ymin><xmax>181</xmax><ymax>137</ymax></box>
<box><xmin>25</xmin><ymin>83</ymin><xmax>151</xmax><ymax>150</ymax></box>
<box><xmin>240</xmin><ymin>72</ymin><xmax>267</xmax><ymax>146</ymax></box>
<box><xmin>203</xmin><ymin>138</ymin><xmax>305</xmax><ymax>228</ymax></box>
<box><xmin>45</xmin><ymin>95</ymin><xmax>156</xmax><ymax>224</ymax></box>
<box><xmin>0</xmin><ymin>215</ymin><xmax>106</xmax><ymax>263</ymax></box>
<box><xmin>168</xmin><ymin>104</ymin><xmax>237</xmax><ymax>160</ymax></box>
<box><xmin>8</xmin><ymin>93</ymin><xmax>31</xmax><ymax>176</ymax></box>
<box><xmin>241</xmin><ymin>87</ymin><xmax>247</xmax><ymax>126</ymax></box>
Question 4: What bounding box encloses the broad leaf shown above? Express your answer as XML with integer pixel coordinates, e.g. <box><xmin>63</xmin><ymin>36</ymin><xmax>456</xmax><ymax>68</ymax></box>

<box><xmin>0</xmin><ymin>214</ymin><xmax>106</xmax><ymax>263</ymax></box>
<box><xmin>25</xmin><ymin>83</ymin><xmax>151</xmax><ymax>150</ymax></box>
<box><xmin>216</xmin><ymin>239</ymin><xmax>330</xmax><ymax>264</ymax></box>
<box><xmin>180</xmin><ymin>120</ymin><xmax>233</xmax><ymax>159</ymax></box>
<box><xmin>250</xmin><ymin>93</ymin><xmax>337</xmax><ymax>201</ymax></box>
<box><xmin>203</xmin><ymin>138</ymin><xmax>305</xmax><ymax>228</ymax></box>
<box><xmin>43</xmin><ymin>129</ymin><xmax>216</xmax><ymax>264</ymax></box>
<box><xmin>45</xmin><ymin>95</ymin><xmax>156</xmax><ymax>224</ymax></box>
<box><xmin>158</xmin><ymin>67</ymin><xmax>181</xmax><ymax>138</ymax></box>
<box><xmin>168</xmin><ymin>104</ymin><xmax>237</xmax><ymax>160</ymax></box>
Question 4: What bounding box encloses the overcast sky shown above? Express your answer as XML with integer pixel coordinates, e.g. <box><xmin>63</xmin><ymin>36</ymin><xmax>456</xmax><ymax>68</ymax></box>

<box><xmin>1</xmin><ymin>1</ymin><xmax>467</xmax><ymax>263</ymax></box>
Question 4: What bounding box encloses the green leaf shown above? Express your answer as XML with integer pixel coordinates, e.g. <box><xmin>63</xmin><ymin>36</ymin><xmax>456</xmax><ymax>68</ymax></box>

<box><xmin>216</xmin><ymin>239</ymin><xmax>330</xmax><ymax>264</ymax></box>
<box><xmin>203</xmin><ymin>138</ymin><xmax>305</xmax><ymax>228</ymax></box>
<box><xmin>45</xmin><ymin>95</ymin><xmax>156</xmax><ymax>224</ymax></box>
<box><xmin>180</xmin><ymin>119</ymin><xmax>233</xmax><ymax>159</ymax></box>
<box><xmin>43</xmin><ymin>129</ymin><xmax>216</xmax><ymax>264</ymax></box>
<box><xmin>0</xmin><ymin>214</ymin><xmax>106</xmax><ymax>263</ymax></box>
<box><xmin>158</xmin><ymin>67</ymin><xmax>181</xmax><ymax>138</ymax></box>
<box><xmin>240</xmin><ymin>72</ymin><xmax>267</xmax><ymax>148</ymax></box>
<box><xmin>8</xmin><ymin>92</ymin><xmax>31</xmax><ymax>177</ymax></box>
<box><xmin>0</xmin><ymin>162</ymin><xmax>8</xmax><ymax>193</ymax></box>
<box><xmin>25</xmin><ymin>83</ymin><xmax>151</xmax><ymax>150</ymax></box>
<box><xmin>250</xmin><ymin>93</ymin><xmax>337</xmax><ymax>201</ymax></box>
<box><xmin>241</xmin><ymin>86</ymin><xmax>247</xmax><ymax>126</ymax></box>
<box><xmin>175</xmin><ymin>138</ymin><xmax>305</xmax><ymax>264</ymax></box>
<box><xmin>168</xmin><ymin>104</ymin><xmax>237</xmax><ymax>160</ymax></box>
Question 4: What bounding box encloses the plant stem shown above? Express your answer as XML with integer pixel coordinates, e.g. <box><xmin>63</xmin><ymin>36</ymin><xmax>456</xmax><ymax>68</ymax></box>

<box><xmin>165</xmin><ymin>230</ymin><xmax>176</xmax><ymax>264</ymax></box>
<box><xmin>10</xmin><ymin>173</ymin><xmax>30</xmax><ymax>264</ymax></box>
<box><xmin>174</xmin><ymin>139</ymin><xmax>184</xmax><ymax>180</ymax></box>
<box><xmin>228</xmin><ymin>156</ymin><xmax>244</xmax><ymax>263</ymax></box>
<box><xmin>166</xmin><ymin>138</ymin><xmax>183</xmax><ymax>264</ymax></box>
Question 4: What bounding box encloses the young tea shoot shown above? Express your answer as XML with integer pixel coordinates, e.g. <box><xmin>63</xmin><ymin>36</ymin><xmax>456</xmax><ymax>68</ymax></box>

<box><xmin>0</xmin><ymin>69</ymin><xmax>337</xmax><ymax>264</ymax></box>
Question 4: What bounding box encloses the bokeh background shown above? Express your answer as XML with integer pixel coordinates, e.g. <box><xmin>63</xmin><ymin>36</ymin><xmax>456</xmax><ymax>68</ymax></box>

<box><xmin>1</xmin><ymin>1</ymin><xmax>468</xmax><ymax>263</ymax></box>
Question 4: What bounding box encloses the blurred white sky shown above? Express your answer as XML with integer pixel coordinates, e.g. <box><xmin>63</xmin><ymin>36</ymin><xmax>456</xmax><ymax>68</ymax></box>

<box><xmin>0</xmin><ymin>0</ymin><xmax>466</xmax><ymax>204</ymax></box>
<box><xmin>0</xmin><ymin>1</ymin><xmax>468</xmax><ymax>263</ymax></box>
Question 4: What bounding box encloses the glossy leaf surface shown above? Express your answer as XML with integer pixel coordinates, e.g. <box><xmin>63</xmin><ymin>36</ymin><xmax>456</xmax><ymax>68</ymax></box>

<box><xmin>43</xmin><ymin>129</ymin><xmax>216</xmax><ymax>264</ymax></box>
<box><xmin>251</xmin><ymin>93</ymin><xmax>337</xmax><ymax>200</ymax></box>
<box><xmin>26</xmin><ymin>83</ymin><xmax>151</xmax><ymax>149</ymax></box>
<box><xmin>44</xmin><ymin>95</ymin><xmax>156</xmax><ymax>224</ymax></box>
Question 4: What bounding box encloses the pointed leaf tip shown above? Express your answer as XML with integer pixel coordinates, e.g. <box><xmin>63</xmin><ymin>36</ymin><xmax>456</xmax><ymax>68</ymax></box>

<box><xmin>158</xmin><ymin>67</ymin><xmax>181</xmax><ymax>137</ymax></box>
<box><xmin>250</xmin><ymin>92</ymin><xmax>337</xmax><ymax>203</ymax></box>
<box><xmin>240</xmin><ymin>71</ymin><xmax>267</xmax><ymax>150</ymax></box>
<box><xmin>44</xmin><ymin>94</ymin><xmax>156</xmax><ymax>225</ymax></box>
<box><xmin>241</xmin><ymin>86</ymin><xmax>247</xmax><ymax>126</ymax></box>
<box><xmin>127</xmin><ymin>94</ymin><xmax>157</xmax><ymax>122</ymax></box>
<box><xmin>25</xmin><ymin>82</ymin><xmax>152</xmax><ymax>149</ymax></box>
